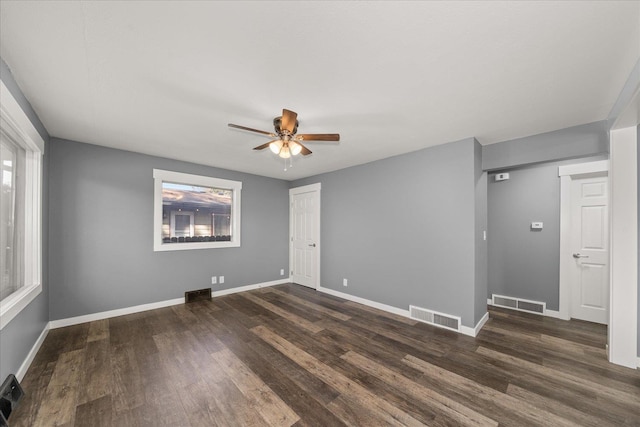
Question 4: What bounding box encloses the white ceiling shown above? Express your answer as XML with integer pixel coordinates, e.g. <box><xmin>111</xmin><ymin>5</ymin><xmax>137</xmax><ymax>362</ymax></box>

<box><xmin>1</xmin><ymin>1</ymin><xmax>638</xmax><ymax>180</ymax></box>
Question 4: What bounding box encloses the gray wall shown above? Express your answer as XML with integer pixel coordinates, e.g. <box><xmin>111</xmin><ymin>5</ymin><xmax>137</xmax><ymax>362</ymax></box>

<box><xmin>293</xmin><ymin>138</ymin><xmax>485</xmax><ymax>328</ymax></box>
<box><xmin>48</xmin><ymin>139</ymin><xmax>289</xmax><ymax>320</ymax></box>
<box><xmin>0</xmin><ymin>57</ymin><xmax>50</xmax><ymax>381</ymax></box>
<box><xmin>482</xmin><ymin>121</ymin><xmax>609</xmax><ymax>171</ymax></box>
<box><xmin>638</xmin><ymin>124</ymin><xmax>639</xmax><ymax>357</ymax></box>
<box><xmin>487</xmin><ymin>156</ymin><xmax>606</xmax><ymax>310</ymax></box>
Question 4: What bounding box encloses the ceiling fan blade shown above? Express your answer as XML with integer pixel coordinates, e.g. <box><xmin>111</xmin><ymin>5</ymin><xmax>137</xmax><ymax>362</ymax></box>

<box><xmin>281</xmin><ymin>109</ymin><xmax>298</xmax><ymax>134</ymax></box>
<box><xmin>228</xmin><ymin>123</ymin><xmax>275</xmax><ymax>137</ymax></box>
<box><xmin>297</xmin><ymin>133</ymin><xmax>340</xmax><ymax>141</ymax></box>
<box><xmin>297</xmin><ymin>142</ymin><xmax>312</xmax><ymax>156</ymax></box>
<box><xmin>253</xmin><ymin>140</ymin><xmax>279</xmax><ymax>151</ymax></box>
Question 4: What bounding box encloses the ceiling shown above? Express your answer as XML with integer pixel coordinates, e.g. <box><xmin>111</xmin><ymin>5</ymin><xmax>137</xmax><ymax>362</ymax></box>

<box><xmin>1</xmin><ymin>1</ymin><xmax>638</xmax><ymax>180</ymax></box>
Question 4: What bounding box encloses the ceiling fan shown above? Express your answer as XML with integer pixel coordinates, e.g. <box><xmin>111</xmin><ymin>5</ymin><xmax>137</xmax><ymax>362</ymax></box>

<box><xmin>228</xmin><ymin>109</ymin><xmax>340</xmax><ymax>159</ymax></box>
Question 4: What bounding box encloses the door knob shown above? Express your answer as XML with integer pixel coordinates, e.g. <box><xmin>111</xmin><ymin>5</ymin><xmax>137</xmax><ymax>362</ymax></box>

<box><xmin>572</xmin><ymin>253</ymin><xmax>589</xmax><ymax>258</ymax></box>
<box><xmin>308</xmin><ymin>243</ymin><xmax>316</xmax><ymax>247</ymax></box>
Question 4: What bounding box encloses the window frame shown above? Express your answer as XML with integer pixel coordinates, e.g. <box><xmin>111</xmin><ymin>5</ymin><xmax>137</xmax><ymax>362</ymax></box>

<box><xmin>0</xmin><ymin>80</ymin><xmax>44</xmax><ymax>330</ymax></box>
<box><xmin>153</xmin><ymin>169</ymin><xmax>242</xmax><ymax>251</ymax></box>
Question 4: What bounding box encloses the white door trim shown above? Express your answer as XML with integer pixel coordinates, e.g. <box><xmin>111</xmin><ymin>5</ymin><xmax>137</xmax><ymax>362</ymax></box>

<box><xmin>608</xmin><ymin>127</ymin><xmax>638</xmax><ymax>369</ymax></box>
<box><xmin>289</xmin><ymin>183</ymin><xmax>321</xmax><ymax>289</ymax></box>
<box><xmin>558</xmin><ymin>160</ymin><xmax>609</xmax><ymax>321</ymax></box>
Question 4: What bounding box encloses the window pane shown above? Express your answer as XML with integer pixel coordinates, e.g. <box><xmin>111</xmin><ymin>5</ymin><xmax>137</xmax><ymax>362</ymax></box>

<box><xmin>0</xmin><ymin>132</ymin><xmax>26</xmax><ymax>301</ymax></box>
<box><xmin>161</xmin><ymin>182</ymin><xmax>233</xmax><ymax>244</ymax></box>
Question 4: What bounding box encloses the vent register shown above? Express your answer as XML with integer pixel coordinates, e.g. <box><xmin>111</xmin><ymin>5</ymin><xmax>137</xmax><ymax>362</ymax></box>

<box><xmin>492</xmin><ymin>294</ymin><xmax>545</xmax><ymax>314</ymax></box>
<box><xmin>409</xmin><ymin>306</ymin><xmax>461</xmax><ymax>331</ymax></box>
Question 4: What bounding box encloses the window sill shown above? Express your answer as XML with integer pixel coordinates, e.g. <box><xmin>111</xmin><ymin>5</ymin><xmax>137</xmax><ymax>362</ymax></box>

<box><xmin>154</xmin><ymin>240</ymin><xmax>240</xmax><ymax>251</ymax></box>
<box><xmin>0</xmin><ymin>283</ymin><xmax>42</xmax><ymax>330</ymax></box>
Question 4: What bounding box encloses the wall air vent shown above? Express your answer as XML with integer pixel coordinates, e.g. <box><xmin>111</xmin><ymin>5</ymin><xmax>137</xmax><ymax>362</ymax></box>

<box><xmin>185</xmin><ymin>288</ymin><xmax>212</xmax><ymax>303</ymax></box>
<box><xmin>409</xmin><ymin>305</ymin><xmax>460</xmax><ymax>332</ymax></box>
<box><xmin>491</xmin><ymin>294</ymin><xmax>545</xmax><ymax>315</ymax></box>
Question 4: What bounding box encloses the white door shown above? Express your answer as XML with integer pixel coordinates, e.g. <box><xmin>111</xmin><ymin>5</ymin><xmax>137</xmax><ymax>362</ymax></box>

<box><xmin>289</xmin><ymin>184</ymin><xmax>320</xmax><ymax>289</ymax></box>
<box><xmin>569</xmin><ymin>174</ymin><xmax>609</xmax><ymax>324</ymax></box>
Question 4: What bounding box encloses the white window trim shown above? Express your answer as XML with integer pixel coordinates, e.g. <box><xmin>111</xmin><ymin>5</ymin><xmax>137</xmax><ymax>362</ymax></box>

<box><xmin>0</xmin><ymin>80</ymin><xmax>44</xmax><ymax>330</ymax></box>
<box><xmin>153</xmin><ymin>169</ymin><xmax>242</xmax><ymax>251</ymax></box>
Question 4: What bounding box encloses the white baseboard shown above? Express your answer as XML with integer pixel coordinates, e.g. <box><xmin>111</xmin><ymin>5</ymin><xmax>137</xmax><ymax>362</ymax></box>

<box><xmin>50</xmin><ymin>279</ymin><xmax>289</xmax><ymax>329</ymax></box>
<box><xmin>487</xmin><ymin>296</ymin><xmax>562</xmax><ymax>319</ymax></box>
<box><xmin>463</xmin><ymin>311</ymin><xmax>489</xmax><ymax>337</ymax></box>
<box><xmin>49</xmin><ymin>297</ymin><xmax>185</xmax><ymax>329</ymax></box>
<box><xmin>318</xmin><ymin>285</ymin><xmax>487</xmax><ymax>337</ymax></box>
<box><xmin>544</xmin><ymin>309</ymin><xmax>563</xmax><ymax>319</ymax></box>
<box><xmin>16</xmin><ymin>322</ymin><xmax>50</xmax><ymax>382</ymax></box>
<box><xmin>212</xmin><ymin>279</ymin><xmax>289</xmax><ymax>297</ymax></box>
<box><xmin>318</xmin><ymin>286</ymin><xmax>410</xmax><ymax>318</ymax></box>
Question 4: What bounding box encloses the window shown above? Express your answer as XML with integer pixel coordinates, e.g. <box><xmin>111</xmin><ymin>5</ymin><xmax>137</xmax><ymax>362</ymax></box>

<box><xmin>153</xmin><ymin>169</ymin><xmax>241</xmax><ymax>251</ymax></box>
<box><xmin>0</xmin><ymin>80</ymin><xmax>44</xmax><ymax>330</ymax></box>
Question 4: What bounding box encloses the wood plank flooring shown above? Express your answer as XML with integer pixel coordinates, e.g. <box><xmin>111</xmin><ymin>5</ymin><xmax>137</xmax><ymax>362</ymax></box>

<box><xmin>9</xmin><ymin>283</ymin><xmax>640</xmax><ymax>426</ymax></box>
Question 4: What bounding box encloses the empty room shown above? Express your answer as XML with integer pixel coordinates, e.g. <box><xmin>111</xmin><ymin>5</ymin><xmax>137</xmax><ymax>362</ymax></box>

<box><xmin>0</xmin><ymin>1</ymin><xmax>639</xmax><ymax>426</ymax></box>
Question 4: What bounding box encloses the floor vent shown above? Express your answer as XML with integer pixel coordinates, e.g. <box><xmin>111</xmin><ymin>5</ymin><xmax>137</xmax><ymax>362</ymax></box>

<box><xmin>409</xmin><ymin>305</ymin><xmax>461</xmax><ymax>332</ymax></box>
<box><xmin>185</xmin><ymin>288</ymin><xmax>212</xmax><ymax>303</ymax></box>
<box><xmin>491</xmin><ymin>294</ymin><xmax>545</xmax><ymax>315</ymax></box>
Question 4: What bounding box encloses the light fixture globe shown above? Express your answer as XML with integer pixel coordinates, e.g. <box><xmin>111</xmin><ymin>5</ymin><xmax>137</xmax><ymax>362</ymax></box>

<box><xmin>279</xmin><ymin>145</ymin><xmax>291</xmax><ymax>159</ymax></box>
<box><xmin>289</xmin><ymin>141</ymin><xmax>303</xmax><ymax>156</ymax></box>
<box><xmin>269</xmin><ymin>140</ymin><xmax>283</xmax><ymax>154</ymax></box>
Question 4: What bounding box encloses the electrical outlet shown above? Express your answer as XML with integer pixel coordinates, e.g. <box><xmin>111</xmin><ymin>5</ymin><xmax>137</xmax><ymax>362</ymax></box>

<box><xmin>211</xmin><ymin>276</ymin><xmax>217</xmax><ymax>285</ymax></box>
<box><xmin>343</xmin><ymin>278</ymin><xmax>348</xmax><ymax>287</ymax></box>
<box><xmin>280</xmin><ymin>269</ymin><xmax>284</xmax><ymax>276</ymax></box>
<box><xmin>219</xmin><ymin>276</ymin><xmax>225</xmax><ymax>284</ymax></box>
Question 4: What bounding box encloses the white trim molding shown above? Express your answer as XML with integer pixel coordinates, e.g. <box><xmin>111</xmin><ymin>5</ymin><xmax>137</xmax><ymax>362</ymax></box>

<box><xmin>289</xmin><ymin>183</ymin><xmax>321</xmax><ymax>290</ymax></box>
<box><xmin>318</xmin><ymin>285</ymin><xmax>487</xmax><ymax>337</ymax></box>
<box><xmin>16</xmin><ymin>322</ymin><xmax>49</xmax><ymax>382</ymax></box>
<box><xmin>152</xmin><ymin>169</ymin><xmax>242</xmax><ymax>251</ymax></box>
<box><xmin>212</xmin><ymin>279</ymin><xmax>289</xmax><ymax>297</ymax></box>
<box><xmin>487</xmin><ymin>296</ymin><xmax>562</xmax><ymax>319</ymax></box>
<box><xmin>49</xmin><ymin>279</ymin><xmax>288</xmax><ymax>329</ymax></box>
<box><xmin>558</xmin><ymin>160</ymin><xmax>609</xmax><ymax>322</ymax></box>
<box><xmin>0</xmin><ymin>79</ymin><xmax>45</xmax><ymax>330</ymax></box>
<box><xmin>608</xmin><ymin>127</ymin><xmax>638</xmax><ymax>369</ymax></box>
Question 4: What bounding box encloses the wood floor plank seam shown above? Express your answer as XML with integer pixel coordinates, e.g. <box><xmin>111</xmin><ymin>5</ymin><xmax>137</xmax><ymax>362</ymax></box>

<box><xmin>8</xmin><ymin>284</ymin><xmax>640</xmax><ymax>427</ymax></box>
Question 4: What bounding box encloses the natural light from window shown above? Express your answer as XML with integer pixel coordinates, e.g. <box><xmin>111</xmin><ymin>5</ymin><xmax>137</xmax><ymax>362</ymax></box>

<box><xmin>0</xmin><ymin>80</ymin><xmax>44</xmax><ymax>330</ymax></box>
<box><xmin>153</xmin><ymin>169</ymin><xmax>241</xmax><ymax>251</ymax></box>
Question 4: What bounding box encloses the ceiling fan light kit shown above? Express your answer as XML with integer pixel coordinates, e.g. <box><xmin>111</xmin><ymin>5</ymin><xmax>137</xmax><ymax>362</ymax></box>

<box><xmin>229</xmin><ymin>109</ymin><xmax>340</xmax><ymax>168</ymax></box>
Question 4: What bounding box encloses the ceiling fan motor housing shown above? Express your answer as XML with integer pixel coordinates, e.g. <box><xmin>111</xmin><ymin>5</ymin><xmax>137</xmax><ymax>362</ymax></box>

<box><xmin>273</xmin><ymin>116</ymin><xmax>298</xmax><ymax>135</ymax></box>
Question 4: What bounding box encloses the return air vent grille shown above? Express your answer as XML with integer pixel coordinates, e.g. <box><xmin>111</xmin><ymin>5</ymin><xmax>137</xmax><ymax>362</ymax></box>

<box><xmin>409</xmin><ymin>305</ymin><xmax>460</xmax><ymax>332</ymax></box>
<box><xmin>185</xmin><ymin>288</ymin><xmax>212</xmax><ymax>303</ymax></box>
<box><xmin>491</xmin><ymin>294</ymin><xmax>545</xmax><ymax>315</ymax></box>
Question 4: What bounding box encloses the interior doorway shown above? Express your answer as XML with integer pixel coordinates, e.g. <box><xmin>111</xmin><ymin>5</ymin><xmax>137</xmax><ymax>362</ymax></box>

<box><xmin>558</xmin><ymin>160</ymin><xmax>609</xmax><ymax>323</ymax></box>
<box><xmin>289</xmin><ymin>183</ymin><xmax>320</xmax><ymax>289</ymax></box>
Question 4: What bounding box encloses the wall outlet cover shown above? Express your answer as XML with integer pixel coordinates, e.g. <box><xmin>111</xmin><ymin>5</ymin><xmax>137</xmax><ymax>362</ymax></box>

<box><xmin>219</xmin><ymin>276</ymin><xmax>225</xmax><ymax>284</ymax></box>
<box><xmin>211</xmin><ymin>276</ymin><xmax>217</xmax><ymax>285</ymax></box>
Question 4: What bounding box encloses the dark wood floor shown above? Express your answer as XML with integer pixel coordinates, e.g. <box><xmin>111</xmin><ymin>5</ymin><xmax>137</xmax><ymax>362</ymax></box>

<box><xmin>10</xmin><ymin>283</ymin><xmax>640</xmax><ymax>426</ymax></box>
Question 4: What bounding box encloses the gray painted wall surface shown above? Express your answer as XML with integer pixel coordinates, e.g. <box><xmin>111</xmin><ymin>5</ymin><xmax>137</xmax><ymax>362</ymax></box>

<box><xmin>48</xmin><ymin>139</ymin><xmax>289</xmax><ymax>320</ymax></box>
<box><xmin>637</xmin><ymin>125</ymin><xmax>639</xmax><ymax>357</ymax></box>
<box><xmin>487</xmin><ymin>156</ymin><xmax>605</xmax><ymax>310</ymax></box>
<box><xmin>0</xmin><ymin>57</ymin><xmax>50</xmax><ymax>381</ymax></box>
<box><xmin>608</xmin><ymin>58</ymin><xmax>640</xmax><ymax>128</ymax></box>
<box><xmin>482</xmin><ymin>121</ymin><xmax>609</xmax><ymax>171</ymax></box>
<box><xmin>293</xmin><ymin>138</ymin><xmax>481</xmax><ymax>328</ymax></box>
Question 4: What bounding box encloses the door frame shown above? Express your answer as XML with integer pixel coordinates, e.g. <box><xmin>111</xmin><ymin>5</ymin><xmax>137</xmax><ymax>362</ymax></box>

<box><xmin>289</xmin><ymin>183</ymin><xmax>321</xmax><ymax>289</ymax></box>
<box><xmin>558</xmin><ymin>160</ymin><xmax>609</xmax><ymax>321</ymax></box>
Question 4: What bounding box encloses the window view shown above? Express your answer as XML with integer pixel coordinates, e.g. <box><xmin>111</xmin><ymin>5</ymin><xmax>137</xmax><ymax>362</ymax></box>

<box><xmin>153</xmin><ymin>169</ymin><xmax>242</xmax><ymax>251</ymax></box>
<box><xmin>0</xmin><ymin>133</ymin><xmax>25</xmax><ymax>302</ymax></box>
<box><xmin>162</xmin><ymin>182</ymin><xmax>232</xmax><ymax>243</ymax></box>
